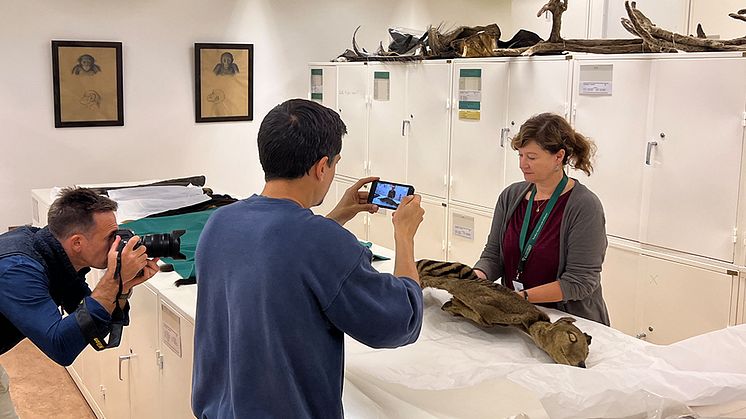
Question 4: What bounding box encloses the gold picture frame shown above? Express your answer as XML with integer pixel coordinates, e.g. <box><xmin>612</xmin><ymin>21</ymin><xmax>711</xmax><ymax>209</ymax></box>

<box><xmin>194</xmin><ymin>43</ymin><xmax>254</xmax><ymax>123</ymax></box>
<box><xmin>51</xmin><ymin>40</ymin><xmax>124</xmax><ymax>128</ymax></box>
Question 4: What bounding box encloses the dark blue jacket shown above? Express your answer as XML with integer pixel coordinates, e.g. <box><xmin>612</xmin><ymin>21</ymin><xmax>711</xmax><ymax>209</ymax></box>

<box><xmin>0</xmin><ymin>226</ymin><xmax>110</xmax><ymax>365</ymax></box>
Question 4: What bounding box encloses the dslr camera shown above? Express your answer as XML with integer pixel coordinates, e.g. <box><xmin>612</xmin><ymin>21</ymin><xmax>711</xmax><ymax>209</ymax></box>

<box><xmin>115</xmin><ymin>229</ymin><xmax>187</xmax><ymax>260</ymax></box>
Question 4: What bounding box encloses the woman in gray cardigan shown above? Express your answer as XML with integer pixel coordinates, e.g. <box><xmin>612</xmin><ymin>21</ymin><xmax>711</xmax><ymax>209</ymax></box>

<box><xmin>473</xmin><ymin>113</ymin><xmax>609</xmax><ymax>325</ymax></box>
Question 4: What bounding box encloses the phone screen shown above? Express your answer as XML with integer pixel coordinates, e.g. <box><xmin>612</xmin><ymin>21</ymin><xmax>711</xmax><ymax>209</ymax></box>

<box><xmin>367</xmin><ymin>180</ymin><xmax>415</xmax><ymax>210</ymax></box>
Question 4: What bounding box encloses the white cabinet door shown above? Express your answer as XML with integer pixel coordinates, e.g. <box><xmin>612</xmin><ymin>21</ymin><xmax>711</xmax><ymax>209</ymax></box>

<box><xmin>571</xmin><ymin>58</ymin><xmax>651</xmax><ymax>241</ymax></box>
<box><xmin>337</xmin><ymin>65</ymin><xmax>369</xmax><ymax>179</ymax></box>
<box><xmin>406</xmin><ymin>62</ymin><xmax>451</xmax><ymax>199</ymax></box>
<box><xmin>447</xmin><ymin>207</ymin><xmax>494</xmax><ymax>267</ymax></box>
<box><xmin>510</xmin><ymin>0</ymin><xmax>590</xmax><ymax>40</ymax></box>
<box><xmin>415</xmin><ymin>200</ymin><xmax>447</xmax><ymax>261</ymax></box>
<box><xmin>450</xmin><ymin>61</ymin><xmax>509</xmax><ymax>209</ymax></box>
<box><xmin>99</xmin><ymin>336</ymin><xmax>132</xmax><ymax>419</ymax></box>
<box><xmin>160</xmin><ymin>302</ymin><xmax>197</xmax><ymax>418</ymax></box>
<box><xmin>308</xmin><ymin>65</ymin><xmax>337</xmax><ymax>110</ymax></box>
<box><xmin>128</xmin><ymin>286</ymin><xmax>161</xmax><ymax>419</ymax></box>
<box><xmin>336</xmin><ymin>179</ymin><xmax>368</xmax><ymax>240</ymax></box>
<box><xmin>639</xmin><ymin>255</ymin><xmax>735</xmax><ymax>344</ymax></box>
<box><xmin>644</xmin><ymin>57</ymin><xmax>746</xmax><ymax>262</ymax></box>
<box><xmin>367</xmin><ymin>208</ymin><xmax>395</xmax><ymax>250</ymax></box>
<box><xmin>602</xmin><ymin>245</ymin><xmax>641</xmax><ymax>336</ymax></box>
<box><xmin>369</xmin><ymin>199</ymin><xmax>447</xmax><ymax>261</ymax></box>
<box><xmin>368</xmin><ymin>64</ymin><xmax>408</xmax><ymax>185</ymax></box>
<box><xmin>505</xmin><ymin>58</ymin><xmax>573</xmax><ymax>186</ymax></box>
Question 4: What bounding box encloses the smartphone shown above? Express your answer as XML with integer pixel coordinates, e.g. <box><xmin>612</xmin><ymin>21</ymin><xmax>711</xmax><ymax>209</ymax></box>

<box><xmin>366</xmin><ymin>180</ymin><xmax>415</xmax><ymax>210</ymax></box>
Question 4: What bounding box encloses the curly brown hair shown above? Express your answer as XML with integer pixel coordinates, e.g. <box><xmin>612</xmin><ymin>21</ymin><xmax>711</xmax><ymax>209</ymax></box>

<box><xmin>511</xmin><ymin>113</ymin><xmax>596</xmax><ymax>176</ymax></box>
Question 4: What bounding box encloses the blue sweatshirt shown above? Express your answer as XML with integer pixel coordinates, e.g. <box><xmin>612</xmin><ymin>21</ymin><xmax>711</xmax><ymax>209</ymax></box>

<box><xmin>192</xmin><ymin>195</ymin><xmax>423</xmax><ymax>419</ymax></box>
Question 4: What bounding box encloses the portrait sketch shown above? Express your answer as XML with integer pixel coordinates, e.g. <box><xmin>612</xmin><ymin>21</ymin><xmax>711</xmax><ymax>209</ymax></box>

<box><xmin>195</xmin><ymin>43</ymin><xmax>253</xmax><ymax>122</ymax></box>
<box><xmin>52</xmin><ymin>40</ymin><xmax>123</xmax><ymax>128</ymax></box>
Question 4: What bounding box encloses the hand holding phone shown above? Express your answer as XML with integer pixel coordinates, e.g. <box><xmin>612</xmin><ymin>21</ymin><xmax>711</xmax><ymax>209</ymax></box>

<box><xmin>366</xmin><ymin>180</ymin><xmax>415</xmax><ymax>210</ymax></box>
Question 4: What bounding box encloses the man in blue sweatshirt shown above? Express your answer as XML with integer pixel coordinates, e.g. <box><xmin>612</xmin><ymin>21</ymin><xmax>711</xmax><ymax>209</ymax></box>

<box><xmin>192</xmin><ymin>99</ymin><xmax>425</xmax><ymax>419</ymax></box>
<box><xmin>0</xmin><ymin>188</ymin><xmax>160</xmax><ymax>418</ymax></box>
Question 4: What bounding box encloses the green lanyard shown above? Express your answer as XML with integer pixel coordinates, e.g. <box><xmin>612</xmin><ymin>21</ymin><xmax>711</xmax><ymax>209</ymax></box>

<box><xmin>517</xmin><ymin>174</ymin><xmax>568</xmax><ymax>282</ymax></box>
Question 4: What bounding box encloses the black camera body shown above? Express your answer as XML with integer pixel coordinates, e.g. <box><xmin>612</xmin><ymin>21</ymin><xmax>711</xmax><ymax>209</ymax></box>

<box><xmin>115</xmin><ymin>229</ymin><xmax>186</xmax><ymax>260</ymax></box>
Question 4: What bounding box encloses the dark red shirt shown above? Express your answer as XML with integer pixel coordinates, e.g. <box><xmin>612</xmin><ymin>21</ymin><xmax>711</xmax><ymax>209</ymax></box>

<box><xmin>502</xmin><ymin>188</ymin><xmax>573</xmax><ymax>291</ymax></box>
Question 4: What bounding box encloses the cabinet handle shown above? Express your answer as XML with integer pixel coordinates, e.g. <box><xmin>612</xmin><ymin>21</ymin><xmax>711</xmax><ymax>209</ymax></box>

<box><xmin>118</xmin><ymin>352</ymin><xmax>136</xmax><ymax>381</ymax></box>
<box><xmin>645</xmin><ymin>141</ymin><xmax>658</xmax><ymax>166</ymax></box>
<box><xmin>401</xmin><ymin>120</ymin><xmax>410</xmax><ymax>137</ymax></box>
<box><xmin>500</xmin><ymin>128</ymin><xmax>510</xmax><ymax>148</ymax></box>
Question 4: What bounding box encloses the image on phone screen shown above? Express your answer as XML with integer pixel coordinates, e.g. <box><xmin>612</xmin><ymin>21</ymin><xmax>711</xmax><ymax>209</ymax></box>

<box><xmin>367</xmin><ymin>181</ymin><xmax>414</xmax><ymax>210</ymax></box>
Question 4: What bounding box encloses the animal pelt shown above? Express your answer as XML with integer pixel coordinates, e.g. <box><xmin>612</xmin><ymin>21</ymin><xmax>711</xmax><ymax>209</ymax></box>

<box><xmin>416</xmin><ymin>259</ymin><xmax>592</xmax><ymax>367</ymax></box>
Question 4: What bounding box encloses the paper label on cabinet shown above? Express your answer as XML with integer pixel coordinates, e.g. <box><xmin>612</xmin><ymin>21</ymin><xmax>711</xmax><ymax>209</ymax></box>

<box><xmin>459</xmin><ymin>69</ymin><xmax>481</xmax><ymax>120</ymax></box>
<box><xmin>459</xmin><ymin>110</ymin><xmax>481</xmax><ymax>120</ymax></box>
<box><xmin>374</xmin><ymin>72</ymin><xmax>390</xmax><ymax>101</ymax></box>
<box><xmin>310</xmin><ymin>69</ymin><xmax>323</xmax><ymax>102</ymax></box>
<box><xmin>161</xmin><ymin>304</ymin><xmax>182</xmax><ymax>358</ymax></box>
<box><xmin>580</xmin><ymin>81</ymin><xmax>612</xmax><ymax>95</ymax></box>
<box><xmin>579</xmin><ymin>64</ymin><xmax>613</xmax><ymax>96</ymax></box>
<box><xmin>453</xmin><ymin>213</ymin><xmax>475</xmax><ymax>241</ymax></box>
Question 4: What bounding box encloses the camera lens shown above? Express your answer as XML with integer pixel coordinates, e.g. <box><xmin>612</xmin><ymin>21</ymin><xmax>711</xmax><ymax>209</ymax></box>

<box><xmin>139</xmin><ymin>230</ymin><xmax>186</xmax><ymax>260</ymax></box>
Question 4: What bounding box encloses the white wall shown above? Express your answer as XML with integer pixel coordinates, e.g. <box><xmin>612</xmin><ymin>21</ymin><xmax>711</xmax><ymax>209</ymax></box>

<box><xmin>0</xmin><ymin>0</ymin><xmax>510</xmax><ymax>231</ymax></box>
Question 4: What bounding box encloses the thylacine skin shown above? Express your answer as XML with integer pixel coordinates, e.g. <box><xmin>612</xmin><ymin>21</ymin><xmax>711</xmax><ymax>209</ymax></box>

<box><xmin>416</xmin><ymin>259</ymin><xmax>591</xmax><ymax>367</ymax></box>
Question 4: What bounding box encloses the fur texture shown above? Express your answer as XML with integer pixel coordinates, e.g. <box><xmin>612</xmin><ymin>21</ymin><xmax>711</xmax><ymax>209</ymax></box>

<box><xmin>417</xmin><ymin>259</ymin><xmax>591</xmax><ymax>367</ymax></box>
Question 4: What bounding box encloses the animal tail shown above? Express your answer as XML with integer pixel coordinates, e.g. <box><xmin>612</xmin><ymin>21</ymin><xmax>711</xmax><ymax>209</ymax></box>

<box><xmin>416</xmin><ymin>259</ymin><xmax>479</xmax><ymax>280</ymax></box>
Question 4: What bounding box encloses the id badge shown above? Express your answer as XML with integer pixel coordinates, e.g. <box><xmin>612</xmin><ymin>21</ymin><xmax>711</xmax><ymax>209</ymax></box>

<box><xmin>512</xmin><ymin>280</ymin><xmax>524</xmax><ymax>292</ymax></box>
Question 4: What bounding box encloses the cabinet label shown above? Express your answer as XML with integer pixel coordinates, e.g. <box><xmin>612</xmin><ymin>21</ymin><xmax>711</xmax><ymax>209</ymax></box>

<box><xmin>579</xmin><ymin>64</ymin><xmax>613</xmax><ymax>96</ymax></box>
<box><xmin>453</xmin><ymin>213</ymin><xmax>475</xmax><ymax>241</ymax></box>
<box><xmin>459</xmin><ymin>69</ymin><xmax>481</xmax><ymax>120</ymax></box>
<box><xmin>310</xmin><ymin>69</ymin><xmax>323</xmax><ymax>102</ymax></box>
<box><xmin>161</xmin><ymin>304</ymin><xmax>182</xmax><ymax>358</ymax></box>
<box><xmin>374</xmin><ymin>72</ymin><xmax>390</xmax><ymax>101</ymax></box>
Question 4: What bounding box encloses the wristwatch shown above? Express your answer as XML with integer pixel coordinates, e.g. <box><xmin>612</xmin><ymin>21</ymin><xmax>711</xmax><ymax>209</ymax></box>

<box><xmin>118</xmin><ymin>289</ymin><xmax>133</xmax><ymax>302</ymax></box>
<box><xmin>522</xmin><ymin>290</ymin><xmax>529</xmax><ymax>301</ymax></box>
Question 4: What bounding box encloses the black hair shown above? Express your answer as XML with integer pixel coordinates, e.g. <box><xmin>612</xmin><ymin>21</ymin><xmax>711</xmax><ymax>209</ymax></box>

<box><xmin>47</xmin><ymin>187</ymin><xmax>118</xmax><ymax>240</ymax></box>
<box><xmin>258</xmin><ymin>98</ymin><xmax>346</xmax><ymax>181</ymax></box>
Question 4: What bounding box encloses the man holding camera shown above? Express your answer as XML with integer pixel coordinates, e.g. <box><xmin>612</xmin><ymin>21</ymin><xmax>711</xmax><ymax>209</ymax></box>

<box><xmin>192</xmin><ymin>99</ymin><xmax>425</xmax><ymax>419</ymax></box>
<box><xmin>0</xmin><ymin>187</ymin><xmax>159</xmax><ymax>417</ymax></box>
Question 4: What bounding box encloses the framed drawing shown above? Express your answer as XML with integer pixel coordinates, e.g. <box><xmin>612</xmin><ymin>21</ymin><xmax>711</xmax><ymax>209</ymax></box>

<box><xmin>51</xmin><ymin>40</ymin><xmax>124</xmax><ymax>128</ymax></box>
<box><xmin>194</xmin><ymin>43</ymin><xmax>254</xmax><ymax>123</ymax></box>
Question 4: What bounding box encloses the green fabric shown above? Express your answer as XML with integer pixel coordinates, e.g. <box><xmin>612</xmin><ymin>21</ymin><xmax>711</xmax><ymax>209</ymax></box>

<box><xmin>358</xmin><ymin>240</ymin><xmax>391</xmax><ymax>261</ymax></box>
<box><xmin>120</xmin><ymin>208</ymin><xmax>217</xmax><ymax>279</ymax></box>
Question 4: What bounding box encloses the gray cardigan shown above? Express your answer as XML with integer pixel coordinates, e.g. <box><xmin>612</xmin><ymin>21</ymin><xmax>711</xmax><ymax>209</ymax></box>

<box><xmin>473</xmin><ymin>179</ymin><xmax>610</xmax><ymax>325</ymax></box>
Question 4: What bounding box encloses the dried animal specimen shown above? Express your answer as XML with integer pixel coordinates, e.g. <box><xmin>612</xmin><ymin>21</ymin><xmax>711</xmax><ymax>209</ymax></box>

<box><xmin>417</xmin><ymin>259</ymin><xmax>591</xmax><ymax>367</ymax></box>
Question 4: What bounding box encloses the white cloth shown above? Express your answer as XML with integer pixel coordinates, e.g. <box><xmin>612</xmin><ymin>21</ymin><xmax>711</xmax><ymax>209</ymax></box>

<box><xmin>108</xmin><ymin>185</ymin><xmax>211</xmax><ymax>221</ymax></box>
<box><xmin>342</xmin><ymin>288</ymin><xmax>746</xmax><ymax>419</ymax></box>
<box><xmin>0</xmin><ymin>364</ymin><xmax>19</xmax><ymax>419</ymax></box>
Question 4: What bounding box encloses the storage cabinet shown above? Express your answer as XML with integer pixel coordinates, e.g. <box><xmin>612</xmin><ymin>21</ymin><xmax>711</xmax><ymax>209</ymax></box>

<box><xmin>643</xmin><ymin>57</ymin><xmax>746</xmax><ymax>262</ymax></box>
<box><xmin>159</xmin><ymin>301</ymin><xmax>196</xmax><ymax>419</ymax></box>
<box><xmin>336</xmin><ymin>64</ymin><xmax>369</xmax><ymax>180</ymax></box>
<box><xmin>604</xmin><ymin>240</ymin><xmax>739</xmax><ymax>345</ymax></box>
<box><xmin>446</xmin><ymin>205</ymin><xmax>494</xmax><ymax>267</ymax></box>
<box><xmin>307</xmin><ymin>64</ymin><xmax>338</xmax><ymax>110</ymax></box>
<box><xmin>324</xmin><ymin>62</ymin><xmax>453</xmax><ymax>199</ymax></box>
<box><xmin>449</xmin><ymin>60</ymin><xmax>509</xmax><ymax>209</ymax></box>
<box><xmin>504</xmin><ymin>57</ymin><xmax>573</xmax><ymax>186</ymax></box>
<box><xmin>638</xmin><ymin>254</ymin><xmax>737</xmax><ymax>344</ymax></box>
<box><xmin>570</xmin><ymin>57</ymin><xmax>652</xmax><ymax>241</ymax></box>
<box><xmin>66</xmin><ymin>273</ymin><xmax>197</xmax><ymax>419</ymax></box>
<box><xmin>367</xmin><ymin>196</ymin><xmax>447</xmax><ymax>261</ymax></box>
